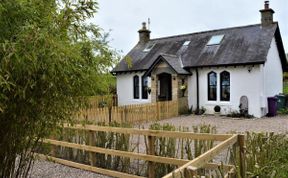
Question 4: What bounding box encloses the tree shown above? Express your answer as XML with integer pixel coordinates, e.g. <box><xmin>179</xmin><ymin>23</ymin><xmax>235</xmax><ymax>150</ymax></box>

<box><xmin>0</xmin><ymin>0</ymin><xmax>118</xmax><ymax>177</ymax></box>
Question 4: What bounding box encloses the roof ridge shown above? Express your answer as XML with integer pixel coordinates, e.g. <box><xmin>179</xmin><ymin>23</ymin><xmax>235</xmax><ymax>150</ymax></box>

<box><xmin>159</xmin><ymin>53</ymin><xmax>178</xmax><ymax>57</ymax></box>
<box><xmin>150</xmin><ymin>23</ymin><xmax>263</xmax><ymax>41</ymax></box>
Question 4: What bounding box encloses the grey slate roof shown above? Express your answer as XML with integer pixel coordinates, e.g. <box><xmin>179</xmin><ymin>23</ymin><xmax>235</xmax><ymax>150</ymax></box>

<box><xmin>112</xmin><ymin>23</ymin><xmax>288</xmax><ymax>73</ymax></box>
<box><xmin>145</xmin><ymin>54</ymin><xmax>190</xmax><ymax>75</ymax></box>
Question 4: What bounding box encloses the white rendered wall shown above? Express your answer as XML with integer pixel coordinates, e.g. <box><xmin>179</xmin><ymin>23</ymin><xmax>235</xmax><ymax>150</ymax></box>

<box><xmin>263</xmin><ymin>37</ymin><xmax>283</xmax><ymax>98</ymax></box>
<box><xmin>116</xmin><ymin>72</ymin><xmax>151</xmax><ymax>106</ymax></box>
<box><xmin>188</xmin><ymin>66</ymin><xmax>264</xmax><ymax>118</ymax></box>
<box><xmin>187</xmin><ymin>69</ymin><xmax>197</xmax><ymax>111</ymax></box>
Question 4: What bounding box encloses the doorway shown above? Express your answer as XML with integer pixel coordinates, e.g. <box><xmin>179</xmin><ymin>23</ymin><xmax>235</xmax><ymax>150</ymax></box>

<box><xmin>157</xmin><ymin>73</ymin><xmax>172</xmax><ymax>101</ymax></box>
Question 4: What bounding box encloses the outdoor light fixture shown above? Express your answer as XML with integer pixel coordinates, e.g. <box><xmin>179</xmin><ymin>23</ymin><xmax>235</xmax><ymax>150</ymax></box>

<box><xmin>247</xmin><ymin>65</ymin><xmax>254</xmax><ymax>73</ymax></box>
<box><xmin>151</xmin><ymin>76</ymin><xmax>155</xmax><ymax>81</ymax></box>
<box><xmin>173</xmin><ymin>76</ymin><xmax>176</xmax><ymax>80</ymax></box>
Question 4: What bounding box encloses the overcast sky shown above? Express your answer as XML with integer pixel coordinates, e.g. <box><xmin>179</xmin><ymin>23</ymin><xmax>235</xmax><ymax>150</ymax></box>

<box><xmin>92</xmin><ymin>0</ymin><xmax>288</xmax><ymax>55</ymax></box>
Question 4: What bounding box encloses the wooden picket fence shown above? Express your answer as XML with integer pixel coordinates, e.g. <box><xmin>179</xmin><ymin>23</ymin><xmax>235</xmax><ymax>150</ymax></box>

<box><xmin>76</xmin><ymin>100</ymin><xmax>179</xmax><ymax>124</ymax></box>
<box><xmin>40</xmin><ymin>124</ymin><xmax>245</xmax><ymax>178</ymax></box>
<box><xmin>88</xmin><ymin>95</ymin><xmax>118</xmax><ymax>108</ymax></box>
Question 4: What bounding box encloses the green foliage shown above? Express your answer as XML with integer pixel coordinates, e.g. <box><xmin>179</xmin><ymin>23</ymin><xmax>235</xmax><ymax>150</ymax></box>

<box><xmin>194</xmin><ymin>106</ymin><xmax>206</xmax><ymax>115</ymax></box>
<box><xmin>243</xmin><ymin>132</ymin><xmax>288</xmax><ymax>177</ymax></box>
<box><xmin>148</xmin><ymin>123</ymin><xmax>177</xmax><ymax>177</ymax></box>
<box><xmin>227</xmin><ymin>111</ymin><xmax>254</xmax><ymax>118</ymax></box>
<box><xmin>283</xmin><ymin>72</ymin><xmax>288</xmax><ymax>81</ymax></box>
<box><xmin>278</xmin><ymin>106</ymin><xmax>288</xmax><ymax>115</ymax></box>
<box><xmin>147</xmin><ymin>123</ymin><xmax>216</xmax><ymax>177</ymax></box>
<box><xmin>50</xmin><ymin>122</ymin><xmax>133</xmax><ymax>173</ymax></box>
<box><xmin>283</xmin><ymin>81</ymin><xmax>288</xmax><ymax>94</ymax></box>
<box><xmin>0</xmin><ymin>0</ymin><xmax>118</xmax><ymax>177</ymax></box>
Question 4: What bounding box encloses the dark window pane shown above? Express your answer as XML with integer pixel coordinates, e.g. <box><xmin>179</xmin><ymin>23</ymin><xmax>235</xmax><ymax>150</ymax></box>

<box><xmin>220</xmin><ymin>71</ymin><xmax>230</xmax><ymax>101</ymax></box>
<box><xmin>142</xmin><ymin>76</ymin><xmax>148</xmax><ymax>99</ymax></box>
<box><xmin>133</xmin><ymin>76</ymin><xmax>139</xmax><ymax>99</ymax></box>
<box><xmin>208</xmin><ymin>72</ymin><xmax>217</xmax><ymax>101</ymax></box>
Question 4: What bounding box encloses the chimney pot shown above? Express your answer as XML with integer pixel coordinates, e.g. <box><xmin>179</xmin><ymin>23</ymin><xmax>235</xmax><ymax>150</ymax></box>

<box><xmin>260</xmin><ymin>1</ymin><xmax>274</xmax><ymax>26</ymax></box>
<box><xmin>142</xmin><ymin>22</ymin><xmax>147</xmax><ymax>30</ymax></box>
<box><xmin>264</xmin><ymin>1</ymin><xmax>269</xmax><ymax>9</ymax></box>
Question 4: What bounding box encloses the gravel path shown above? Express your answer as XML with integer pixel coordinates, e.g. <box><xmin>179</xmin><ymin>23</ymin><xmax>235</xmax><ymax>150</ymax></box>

<box><xmin>30</xmin><ymin>160</ymin><xmax>112</xmax><ymax>178</ymax></box>
<box><xmin>30</xmin><ymin>114</ymin><xmax>288</xmax><ymax>177</ymax></box>
<box><xmin>143</xmin><ymin>114</ymin><xmax>288</xmax><ymax>134</ymax></box>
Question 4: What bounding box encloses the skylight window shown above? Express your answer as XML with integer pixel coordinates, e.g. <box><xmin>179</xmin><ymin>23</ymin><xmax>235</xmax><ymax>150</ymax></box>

<box><xmin>207</xmin><ymin>35</ymin><xmax>224</xmax><ymax>46</ymax></box>
<box><xmin>143</xmin><ymin>43</ymin><xmax>155</xmax><ymax>52</ymax></box>
<box><xmin>183</xmin><ymin>41</ymin><xmax>190</xmax><ymax>46</ymax></box>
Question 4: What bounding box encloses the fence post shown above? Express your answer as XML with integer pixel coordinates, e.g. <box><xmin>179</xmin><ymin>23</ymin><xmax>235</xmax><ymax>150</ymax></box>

<box><xmin>156</xmin><ymin>102</ymin><xmax>160</xmax><ymax>120</ymax></box>
<box><xmin>176</xmin><ymin>100</ymin><xmax>179</xmax><ymax>116</ymax></box>
<box><xmin>238</xmin><ymin>134</ymin><xmax>245</xmax><ymax>178</ymax></box>
<box><xmin>185</xmin><ymin>166</ymin><xmax>197</xmax><ymax>178</ymax></box>
<box><xmin>148</xmin><ymin>135</ymin><xmax>155</xmax><ymax>178</ymax></box>
<box><xmin>124</xmin><ymin>106</ymin><xmax>128</xmax><ymax>123</ymax></box>
<box><xmin>50</xmin><ymin>134</ymin><xmax>56</xmax><ymax>157</ymax></box>
<box><xmin>108</xmin><ymin>106</ymin><xmax>112</xmax><ymax>123</ymax></box>
<box><xmin>88</xmin><ymin>130</ymin><xmax>96</xmax><ymax>166</ymax></box>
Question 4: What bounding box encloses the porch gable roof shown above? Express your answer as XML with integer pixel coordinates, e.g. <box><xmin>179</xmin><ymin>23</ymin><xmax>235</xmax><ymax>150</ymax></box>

<box><xmin>143</xmin><ymin>54</ymin><xmax>191</xmax><ymax>77</ymax></box>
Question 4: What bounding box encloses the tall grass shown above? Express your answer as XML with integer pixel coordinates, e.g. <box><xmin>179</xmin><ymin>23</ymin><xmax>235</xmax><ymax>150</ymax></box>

<box><xmin>146</xmin><ymin>123</ymin><xmax>217</xmax><ymax>177</ymax></box>
<box><xmin>50</xmin><ymin>122</ymin><xmax>134</xmax><ymax>174</ymax></box>
<box><xmin>242</xmin><ymin>132</ymin><xmax>288</xmax><ymax>177</ymax></box>
<box><xmin>43</xmin><ymin>122</ymin><xmax>288</xmax><ymax>177</ymax></box>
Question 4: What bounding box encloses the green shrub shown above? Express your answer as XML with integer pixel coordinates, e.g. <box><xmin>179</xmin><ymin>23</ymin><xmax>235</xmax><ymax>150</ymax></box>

<box><xmin>284</xmin><ymin>82</ymin><xmax>288</xmax><ymax>94</ymax></box>
<box><xmin>278</xmin><ymin>108</ymin><xmax>288</xmax><ymax>115</ymax></box>
<box><xmin>235</xmin><ymin>132</ymin><xmax>288</xmax><ymax>177</ymax></box>
<box><xmin>227</xmin><ymin>111</ymin><xmax>254</xmax><ymax>118</ymax></box>
<box><xmin>147</xmin><ymin>123</ymin><xmax>216</xmax><ymax>177</ymax></box>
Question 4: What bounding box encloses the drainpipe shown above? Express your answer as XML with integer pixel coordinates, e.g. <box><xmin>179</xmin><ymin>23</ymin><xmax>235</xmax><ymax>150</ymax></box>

<box><xmin>196</xmin><ymin>68</ymin><xmax>199</xmax><ymax>111</ymax></box>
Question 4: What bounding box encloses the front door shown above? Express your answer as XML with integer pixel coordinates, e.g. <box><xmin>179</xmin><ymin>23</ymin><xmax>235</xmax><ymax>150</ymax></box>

<box><xmin>158</xmin><ymin>73</ymin><xmax>172</xmax><ymax>101</ymax></box>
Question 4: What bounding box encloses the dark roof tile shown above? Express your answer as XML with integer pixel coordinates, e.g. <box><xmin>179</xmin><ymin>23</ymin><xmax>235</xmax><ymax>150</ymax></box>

<box><xmin>112</xmin><ymin>23</ymin><xmax>287</xmax><ymax>73</ymax></box>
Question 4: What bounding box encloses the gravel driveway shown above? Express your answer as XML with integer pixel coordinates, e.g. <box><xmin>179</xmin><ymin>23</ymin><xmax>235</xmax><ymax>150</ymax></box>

<box><xmin>30</xmin><ymin>114</ymin><xmax>288</xmax><ymax>177</ymax></box>
<box><xmin>30</xmin><ymin>160</ymin><xmax>111</xmax><ymax>178</ymax></box>
<box><xmin>146</xmin><ymin>114</ymin><xmax>288</xmax><ymax>133</ymax></box>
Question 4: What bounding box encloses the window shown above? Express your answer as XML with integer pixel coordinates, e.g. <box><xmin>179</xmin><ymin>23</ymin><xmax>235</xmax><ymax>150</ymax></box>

<box><xmin>183</xmin><ymin>41</ymin><xmax>190</xmax><ymax>46</ymax></box>
<box><xmin>207</xmin><ymin>35</ymin><xmax>224</xmax><ymax>46</ymax></box>
<box><xmin>142</xmin><ymin>76</ymin><xmax>148</xmax><ymax>99</ymax></box>
<box><xmin>143</xmin><ymin>43</ymin><xmax>155</xmax><ymax>52</ymax></box>
<box><xmin>220</xmin><ymin>71</ymin><xmax>230</xmax><ymax>101</ymax></box>
<box><xmin>208</xmin><ymin>72</ymin><xmax>217</xmax><ymax>101</ymax></box>
<box><xmin>133</xmin><ymin>75</ymin><xmax>139</xmax><ymax>99</ymax></box>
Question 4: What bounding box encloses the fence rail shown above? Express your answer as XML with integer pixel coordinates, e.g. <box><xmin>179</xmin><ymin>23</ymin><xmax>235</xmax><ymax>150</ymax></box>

<box><xmin>42</xmin><ymin>124</ymin><xmax>245</xmax><ymax>178</ymax></box>
<box><xmin>77</xmin><ymin>100</ymin><xmax>179</xmax><ymax>124</ymax></box>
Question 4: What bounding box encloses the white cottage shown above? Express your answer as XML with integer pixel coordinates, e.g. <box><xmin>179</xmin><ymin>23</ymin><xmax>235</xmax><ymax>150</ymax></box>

<box><xmin>112</xmin><ymin>2</ymin><xmax>287</xmax><ymax>118</ymax></box>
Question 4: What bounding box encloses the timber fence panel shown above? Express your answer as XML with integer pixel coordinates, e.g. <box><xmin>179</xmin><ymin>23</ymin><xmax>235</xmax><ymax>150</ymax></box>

<box><xmin>75</xmin><ymin>100</ymin><xmax>180</xmax><ymax>125</ymax></box>
<box><xmin>43</xmin><ymin>125</ymin><xmax>242</xmax><ymax>178</ymax></box>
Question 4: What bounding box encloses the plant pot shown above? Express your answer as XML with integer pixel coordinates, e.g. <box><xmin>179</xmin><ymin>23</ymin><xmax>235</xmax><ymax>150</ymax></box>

<box><xmin>214</xmin><ymin>112</ymin><xmax>221</xmax><ymax>117</ymax></box>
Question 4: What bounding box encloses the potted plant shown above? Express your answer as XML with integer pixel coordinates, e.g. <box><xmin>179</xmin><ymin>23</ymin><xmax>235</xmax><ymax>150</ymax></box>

<box><xmin>180</xmin><ymin>84</ymin><xmax>187</xmax><ymax>97</ymax></box>
<box><xmin>214</xmin><ymin>105</ymin><xmax>221</xmax><ymax>116</ymax></box>
<box><xmin>145</xmin><ymin>86</ymin><xmax>151</xmax><ymax>94</ymax></box>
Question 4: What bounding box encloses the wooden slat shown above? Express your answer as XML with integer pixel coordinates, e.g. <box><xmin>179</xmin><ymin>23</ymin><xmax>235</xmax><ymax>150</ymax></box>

<box><xmin>162</xmin><ymin>134</ymin><xmax>238</xmax><ymax>178</ymax></box>
<box><xmin>44</xmin><ymin>139</ymin><xmax>188</xmax><ymax>166</ymax></box>
<box><xmin>203</xmin><ymin>163</ymin><xmax>234</xmax><ymax>171</ymax></box>
<box><xmin>76</xmin><ymin>99</ymin><xmax>179</xmax><ymax>124</ymax></box>
<box><xmin>63</xmin><ymin>124</ymin><xmax>232</xmax><ymax>141</ymax></box>
<box><xmin>44</xmin><ymin>139</ymin><xmax>236</xmax><ymax>169</ymax></box>
<box><xmin>224</xmin><ymin>167</ymin><xmax>236</xmax><ymax>178</ymax></box>
<box><xmin>37</xmin><ymin>154</ymin><xmax>143</xmax><ymax>178</ymax></box>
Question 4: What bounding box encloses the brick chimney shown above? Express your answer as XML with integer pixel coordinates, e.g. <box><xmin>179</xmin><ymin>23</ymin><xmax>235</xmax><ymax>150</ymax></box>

<box><xmin>138</xmin><ymin>22</ymin><xmax>151</xmax><ymax>44</ymax></box>
<box><xmin>260</xmin><ymin>1</ymin><xmax>275</xmax><ymax>26</ymax></box>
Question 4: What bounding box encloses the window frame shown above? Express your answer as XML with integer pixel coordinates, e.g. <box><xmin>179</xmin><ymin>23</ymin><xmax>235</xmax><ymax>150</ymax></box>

<box><xmin>208</xmin><ymin>71</ymin><xmax>217</xmax><ymax>101</ymax></box>
<box><xmin>207</xmin><ymin>35</ymin><xmax>224</xmax><ymax>46</ymax></box>
<box><xmin>220</xmin><ymin>71</ymin><xmax>230</xmax><ymax>101</ymax></box>
<box><xmin>133</xmin><ymin>75</ymin><xmax>140</xmax><ymax>99</ymax></box>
